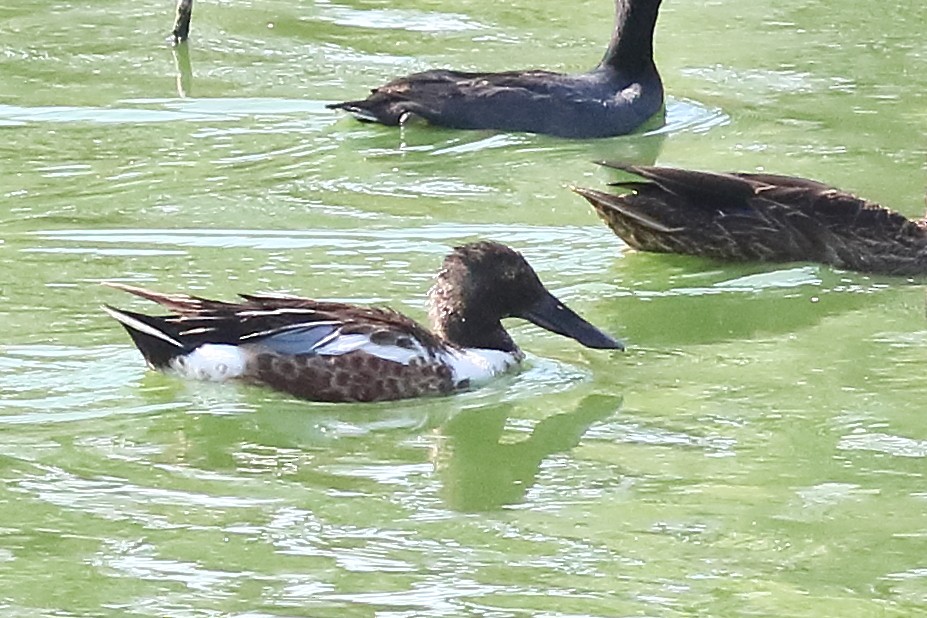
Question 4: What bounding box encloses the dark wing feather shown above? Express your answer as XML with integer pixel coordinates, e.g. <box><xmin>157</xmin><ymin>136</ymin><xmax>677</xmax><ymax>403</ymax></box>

<box><xmin>599</xmin><ymin>161</ymin><xmax>765</xmax><ymax>203</ymax></box>
<box><xmin>104</xmin><ymin>283</ymin><xmax>446</xmax><ymax>360</ymax></box>
<box><xmin>328</xmin><ymin>69</ymin><xmax>568</xmax><ymax>125</ymax></box>
<box><xmin>735</xmin><ymin>172</ymin><xmax>837</xmax><ymax>193</ymax></box>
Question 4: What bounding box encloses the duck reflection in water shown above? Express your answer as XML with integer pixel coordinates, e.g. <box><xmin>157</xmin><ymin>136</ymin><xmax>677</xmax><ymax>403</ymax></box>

<box><xmin>434</xmin><ymin>394</ymin><xmax>622</xmax><ymax>512</ymax></box>
<box><xmin>171</xmin><ymin>43</ymin><xmax>193</xmax><ymax>98</ymax></box>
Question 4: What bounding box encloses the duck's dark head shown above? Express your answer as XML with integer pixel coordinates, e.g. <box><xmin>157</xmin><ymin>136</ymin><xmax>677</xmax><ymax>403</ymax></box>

<box><xmin>428</xmin><ymin>241</ymin><xmax>624</xmax><ymax>352</ymax></box>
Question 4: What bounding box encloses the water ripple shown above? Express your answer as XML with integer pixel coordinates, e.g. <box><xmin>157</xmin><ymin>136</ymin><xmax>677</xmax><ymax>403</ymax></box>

<box><xmin>838</xmin><ymin>432</ymin><xmax>927</xmax><ymax>458</ymax></box>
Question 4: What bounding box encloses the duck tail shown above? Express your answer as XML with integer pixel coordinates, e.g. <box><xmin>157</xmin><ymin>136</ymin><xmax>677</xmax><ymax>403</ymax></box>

<box><xmin>570</xmin><ymin>186</ymin><xmax>682</xmax><ymax>234</ymax></box>
<box><xmin>326</xmin><ymin>100</ymin><xmax>386</xmax><ymax>123</ymax></box>
<box><xmin>102</xmin><ymin>305</ymin><xmax>188</xmax><ymax>369</ymax></box>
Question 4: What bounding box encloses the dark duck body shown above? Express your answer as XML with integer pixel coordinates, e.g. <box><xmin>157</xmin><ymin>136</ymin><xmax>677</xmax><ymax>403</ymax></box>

<box><xmin>327</xmin><ymin>0</ymin><xmax>664</xmax><ymax>138</ymax></box>
<box><xmin>572</xmin><ymin>162</ymin><xmax>927</xmax><ymax>276</ymax></box>
<box><xmin>104</xmin><ymin>241</ymin><xmax>622</xmax><ymax>403</ymax></box>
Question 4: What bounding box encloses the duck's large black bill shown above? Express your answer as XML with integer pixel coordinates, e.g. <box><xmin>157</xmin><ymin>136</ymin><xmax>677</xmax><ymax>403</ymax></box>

<box><xmin>520</xmin><ymin>293</ymin><xmax>624</xmax><ymax>350</ymax></box>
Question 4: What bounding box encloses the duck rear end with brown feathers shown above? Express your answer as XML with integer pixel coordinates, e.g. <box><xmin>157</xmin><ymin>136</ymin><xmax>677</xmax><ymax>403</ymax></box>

<box><xmin>573</xmin><ymin>162</ymin><xmax>927</xmax><ymax>276</ymax></box>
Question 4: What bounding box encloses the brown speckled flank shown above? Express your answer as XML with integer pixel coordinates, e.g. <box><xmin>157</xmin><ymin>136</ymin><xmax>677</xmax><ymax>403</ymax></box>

<box><xmin>248</xmin><ymin>350</ymin><xmax>456</xmax><ymax>403</ymax></box>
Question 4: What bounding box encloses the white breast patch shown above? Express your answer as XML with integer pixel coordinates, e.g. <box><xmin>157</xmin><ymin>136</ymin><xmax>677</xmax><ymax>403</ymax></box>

<box><xmin>441</xmin><ymin>348</ymin><xmax>523</xmax><ymax>387</ymax></box>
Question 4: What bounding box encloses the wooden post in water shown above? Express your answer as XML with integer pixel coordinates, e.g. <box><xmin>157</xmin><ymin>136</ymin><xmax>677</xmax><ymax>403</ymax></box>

<box><xmin>171</xmin><ymin>0</ymin><xmax>193</xmax><ymax>44</ymax></box>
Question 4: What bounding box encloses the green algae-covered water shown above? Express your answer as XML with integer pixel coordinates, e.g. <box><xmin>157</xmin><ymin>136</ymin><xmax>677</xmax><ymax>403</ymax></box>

<box><xmin>1</xmin><ymin>0</ymin><xmax>926</xmax><ymax>615</ymax></box>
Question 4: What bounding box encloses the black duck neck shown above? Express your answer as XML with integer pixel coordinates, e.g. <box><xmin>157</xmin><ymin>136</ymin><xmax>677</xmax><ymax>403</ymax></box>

<box><xmin>431</xmin><ymin>307</ymin><xmax>518</xmax><ymax>353</ymax></box>
<box><xmin>598</xmin><ymin>0</ymin><xmax>662</xmax><ymax>73</ymax></box>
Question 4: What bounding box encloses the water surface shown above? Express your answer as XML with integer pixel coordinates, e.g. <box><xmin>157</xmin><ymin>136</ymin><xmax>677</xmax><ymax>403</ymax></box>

<box><xmin>1</xmin><ymin>0</ymin><xmax>926</xmax><ymax>615</ymax></box>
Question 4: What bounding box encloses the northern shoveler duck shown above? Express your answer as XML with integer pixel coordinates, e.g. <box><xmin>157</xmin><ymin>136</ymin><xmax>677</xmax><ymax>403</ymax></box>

<box><xmin>103</xmin><ymin>241</ymin><xmax>622</xmax><ymax>402</ymax></box>
<box><xmin>327</xmin><ymin>0</ymin><xmax>664</xmax><ymax>138</ymax></box>
<box><xmin>572</xmin><ymin>162</ymin><xmax>927</xmax><ymax>276</ymax></box>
